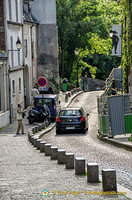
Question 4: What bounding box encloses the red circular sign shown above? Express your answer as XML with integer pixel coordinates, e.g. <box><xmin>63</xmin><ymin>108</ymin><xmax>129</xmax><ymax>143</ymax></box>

<box><xmin>38</xmin><ymin>77</ymin><xmax>47</xmax><ymax>87</ymax></box>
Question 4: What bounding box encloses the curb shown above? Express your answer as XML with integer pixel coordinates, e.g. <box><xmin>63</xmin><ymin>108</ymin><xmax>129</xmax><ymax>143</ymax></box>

<box><xmin>97</xmin><ymin>134</ymin><xmax>132</xmax><ymax>152</ymax></box>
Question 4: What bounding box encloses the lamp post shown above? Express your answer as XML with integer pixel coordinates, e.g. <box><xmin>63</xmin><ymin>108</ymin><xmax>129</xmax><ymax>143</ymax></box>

<box><xmin>8</xmin><ymin>37</ymin><xmax>22</xmax><ymax>123</ymax></box>
<box><xmin>74</xmin><ymin>48</ymin><xmax>79</xmax><ymax>87</ymax></box>
<box><xmin>82</xmin><ymin>65</ymin><xmax>85</xmax><ymax>91</ymax></box>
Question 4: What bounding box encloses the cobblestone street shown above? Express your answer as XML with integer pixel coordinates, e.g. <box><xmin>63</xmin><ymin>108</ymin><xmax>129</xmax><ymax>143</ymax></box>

<box><xmin>0</xmin><ymin>91</ymin><xmax>131</xmax><ymax>199</ymax></box>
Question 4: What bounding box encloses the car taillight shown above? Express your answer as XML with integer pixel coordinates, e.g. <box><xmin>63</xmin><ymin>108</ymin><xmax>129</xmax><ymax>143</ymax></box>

<box><xmin>80</xmin><ymin>116</ymin><xmax>85</xmax><ymax>121</ymax></box>
<box><xmin>56</xmin><ymin>117</ymin><xmax>61</xmax><ymax>122</ymax></box>
<box><xmin>53</xmin><ymin>103</ymin><xmax>56</xmax><ymax>111</ymax></box>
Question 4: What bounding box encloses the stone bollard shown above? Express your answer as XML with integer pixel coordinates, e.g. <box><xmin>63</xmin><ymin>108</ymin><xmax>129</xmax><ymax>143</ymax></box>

<box><xmin>41</xmin><ymin>123</ymin><xmax>45</xmax><ymax>129</ymax></box>
<box><xmin>45</xmin><ymin>121</ymin><xmax>49</xmax><ymax>127</ymax></box>
<box><xmin>32</xmin><ymin>127</ymin><xmax>35</xmax><ymax>134</ymax></box>
<box><xmin>45</xmin><ymin>144</ymin><xmax>52</xmax><ymax>156</ymax></box>
<box><xmin>71</xmin><ymin>90</ymin><xmax>74</xmax><ymax>95</ymax></box>
<box><xmin>31</xmin><ymin>135</ymin><xmax>35</xmax><ymax>145</ymax></box>
<box><xmin>68</xmin><ymin>92</ymin><xmax>71</xmax><ymax>97</ymax></box>
<box><xmin>50</xmin><ymin>146</ymin><xmax>58</xmax><ymax>160</ymax></box>
<box><xmin>65</xmin><ymin>94</ymin><xmax>68</xmax><ymax>102</ymax></box>
<box><xmin>102</xmin><ymin>169</ymin><xmax>117</xmax><ymax>192</ymax></box>
<box><xmin>38</xmin><ymin>124</ymin><xmax>42</xmax><ymax>131</ymax></box>
<box><xmin>75</xmin><ymin>157</ymin><xmax>85</xmax><ymax>175</ymax></box>
<box><xmin>65</xmin><ymin>153</ymin><xmax>74</xmax><ymax>169</ymax></box>
<box><xmin>36</xmin><ymin>139</ymin><xmax>42</xmax><ymax>150</ymax></box>
<box><xmin>57</xmin><ymin>149</ymin><xmax>66</xmax><ymax>164</ymax></box>
<box><xmin>87</xmin><ymin>163</ymin><xmax>99</xmax><ymax>183</ymax></box>
<box><xmin>40</xmin><ymin>141</ymin><xmax>46</xmax><ymax>152</ymax></box>
<box><xmin>33</xmin><ymin>137</ymin><xmax>38</xmax><ymax>147</ymax></box>
<box><xmin>28</xmin><ymin>132</ymin><xmax>30</xmax><ymax>141</ymax></box>
<box><xmin>35</xmin><ymin>126</ymin><xmax>38</xmax><ymax>133</ymax></box>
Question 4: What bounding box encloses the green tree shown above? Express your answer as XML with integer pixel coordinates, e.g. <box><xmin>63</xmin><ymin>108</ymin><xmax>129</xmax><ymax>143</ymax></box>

<box><xmin>57</xmin><ymin>0</ymin><xmax>121</xmax><ymax>85</ymax></box>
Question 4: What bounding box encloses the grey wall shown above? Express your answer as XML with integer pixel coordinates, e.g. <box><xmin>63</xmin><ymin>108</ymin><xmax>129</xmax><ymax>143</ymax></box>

<box><xmin>30</xmin><ymin>0</ymin><xmax>59</xmax><ymax>91</ymax></box>
<box><xmin>30</xmin><ymin>0</ymin><xmax>56</xmax><ymax>24</ymax></box>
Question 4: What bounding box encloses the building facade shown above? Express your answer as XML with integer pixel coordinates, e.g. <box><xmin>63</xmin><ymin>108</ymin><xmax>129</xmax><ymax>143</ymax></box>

<box><xmin>0</xmin><ymin>0</ymin><xmax>58</xmax><ymax>126</ymax></box>
<box><xmin>0</xmin><ymin>0</ymin><xmax>9</xmax><ymax>127</ymax></box>
<box><xmin>30</xmin><ymin>0</ymin><xmax>59</xmax><ymax>93</ymax></box>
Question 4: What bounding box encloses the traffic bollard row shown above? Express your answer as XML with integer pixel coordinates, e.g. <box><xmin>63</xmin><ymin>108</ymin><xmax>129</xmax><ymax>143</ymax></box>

<box><xmin>28</xmin><ymin>132</ymin><xmax>117</xmax><ymax>193</ymax></box>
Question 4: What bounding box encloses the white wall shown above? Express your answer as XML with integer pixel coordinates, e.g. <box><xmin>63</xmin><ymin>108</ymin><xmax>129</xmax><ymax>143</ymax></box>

<box><xmin>0</xmin><ymin>111</ymin><xmax>10</xmax><ymax>128</ymax></box>
<box><xmin>10</xmin><ymin>69</ymin><xmax>24</xmax><ymax>119</ymax></box>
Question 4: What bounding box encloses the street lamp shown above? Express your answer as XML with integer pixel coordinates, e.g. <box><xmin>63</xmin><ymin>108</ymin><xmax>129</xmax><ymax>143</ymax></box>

<box><xmin>74</xmin><ymin>48</ymin><xmax>79</xmax><ymax>87</ymax></box>
<box><xmin>82</xmin><ymin>65</ymin><xmax>85</xmax><ymax>91</ymax></box>
<box><xmin>8</xmin><ymin>37</ymin><xmax>22</xmax><ymax>123</ymax></box>
<box><xmin>8</xmin><ymin>37</ymin><xmax>22</xmax><ymax>51</ymax></box>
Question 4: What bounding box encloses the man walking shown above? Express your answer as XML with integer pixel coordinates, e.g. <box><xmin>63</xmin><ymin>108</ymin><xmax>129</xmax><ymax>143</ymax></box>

<box><xmin>16</xmin><ymin>104</ymin><xmax>26</xmax><ymax>135</ymax></box>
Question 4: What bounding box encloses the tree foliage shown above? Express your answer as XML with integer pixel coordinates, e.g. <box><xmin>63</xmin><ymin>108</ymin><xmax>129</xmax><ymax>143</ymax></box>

<box><xmin>56</xmin><ymin>0</ymin><xmax>121</xmax><ymax>85</ymax></box>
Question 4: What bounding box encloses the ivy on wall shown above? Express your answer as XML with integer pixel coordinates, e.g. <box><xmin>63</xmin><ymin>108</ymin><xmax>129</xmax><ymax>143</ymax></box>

<box><xmin>121</xmin><ymin>0</ymin><xmax>132</xmax><ymax>93</ymax></box>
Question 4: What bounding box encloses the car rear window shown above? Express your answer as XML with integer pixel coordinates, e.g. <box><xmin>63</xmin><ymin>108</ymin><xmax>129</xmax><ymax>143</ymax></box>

<box><xmin>59</xmin><ymin>109</ymin><xmax>82</xmax><ymax>116</ymax></box>
<box><xmin>35</xmin><ymin>98</ymin><xmax>53</xmax><ymax>107</ymax></box>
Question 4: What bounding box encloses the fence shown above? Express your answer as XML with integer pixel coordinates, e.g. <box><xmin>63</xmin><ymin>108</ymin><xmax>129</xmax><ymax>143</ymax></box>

<box><xmin>97</xmin><ymin>94</ymin><xmax>132</xmax><ymax>137</ymax></box>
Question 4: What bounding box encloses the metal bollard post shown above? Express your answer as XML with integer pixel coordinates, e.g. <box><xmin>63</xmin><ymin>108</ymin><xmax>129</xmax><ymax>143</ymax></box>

<box><xmin>45</xmin><ymin>144</ymin><xmax>52</xmax><ymax>156</ymax></box>
<box><xmin>87</xmin><ymin>163</ymin><xmax>99</xmax><ymax>183</ymax></box>
<box><xmin>75</xmin><ymin>157</ymin><xmax>85</xmax><ymax>175</ymax></box>
<box><xmin>50</xmin><ymin>146</ymin><xmax>58</xmax><ymax>160</ymax></box>
<box><xmin>40</xmin><ymin>141</ymin><xmax>46</xmax><ymax>152</ymax></box>
<box><xmin>65</xmin><ymin>153</ymin><xmax>74</xmax><ymax>169</ymax></box>
<box><xmin>102</xmin><ymin>169</ymin><xmax>117</xmax><ymax>192</ymax></box>
<box><xmin>57</xmin><ymin>149</ymin><xmax>66</xmax><ymax>164</ymax></box>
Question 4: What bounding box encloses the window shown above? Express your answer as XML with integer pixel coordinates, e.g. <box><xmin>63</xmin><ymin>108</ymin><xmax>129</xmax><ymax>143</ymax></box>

<box><xmin>8</xmin><ymin>0</ymin><xmax>12</xmax><ymax>20</ymax></box>
<box><xmin>12</xmin><ymin>80</ymin><xmax>15</xmax><ymax>94</ymax></box>
<box><xmin>18</xmin><ymin>50</ymin><xmax>20</xmax><ymax>65</ymax></box>
<box><xmin>15</xmin><ymin>0</ymin><xmax>18</xmax><ymax>22</ymax></box>
<box><xmin>24</xmin><ymin>39</ymin><xmax>28</xmax><ymax>57</ymax></box>
<box><xmin>19</xmin><ymin>78</ymin><xmax>21</xmax><ymax>90</ymax></box>
<box><xmin>10</xmin><ymin>36</ymin><xmax>14</xmax><ymax>68</ymax></box>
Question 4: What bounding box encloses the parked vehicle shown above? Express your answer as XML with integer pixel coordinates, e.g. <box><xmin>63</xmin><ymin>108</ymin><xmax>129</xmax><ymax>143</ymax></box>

<box><xmin>33</xmin><ymin>94</ymin><xmax>58</xmax><ymax>121</ymax></box>
<box><xmin>27</xmin><ymin>108</ymin><xmax>47</xmax><ymax>124</ymax></box>
<box><xmin>56</xmin><ymin>107</ymin><xmax>89</xmax><ymax>134</ymax></box>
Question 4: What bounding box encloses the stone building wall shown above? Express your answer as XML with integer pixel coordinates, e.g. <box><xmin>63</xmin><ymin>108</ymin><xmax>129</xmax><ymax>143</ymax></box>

<box><xmin>0</xmin><ymin>0</ymin><xmax>5</xmax><ymax>51</ymax></box>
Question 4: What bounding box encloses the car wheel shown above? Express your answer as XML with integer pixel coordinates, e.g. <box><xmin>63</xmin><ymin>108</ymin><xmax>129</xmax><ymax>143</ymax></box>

<box><xmin>56</xmin><ymin>129</ymin><xmax>60</xmax><ymax>135</ymax></box>
<box><xmin>82</xmin><ymin>129</ymin><xmax>86</xmax><ymax>134</ymax></box>
<box><xmin>29</xmin><ymin>120</ymin><xmax>33</xmax><ymax>124</ymax></box>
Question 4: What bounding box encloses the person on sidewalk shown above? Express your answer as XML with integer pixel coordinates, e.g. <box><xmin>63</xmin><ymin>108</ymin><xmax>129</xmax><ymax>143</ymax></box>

<box><xmin>16</xmin><ymin>104</ymin><xmax>26</xmax><ymax>135</ymax></box>
<box><xmin>31</xmin><ymin>86</ymin><xmax>39</xmax><ymax>105</ymax></box>
<box><xmin>31</xmin><ymin>86</ymin><xmax>39</xmax><ymax>98</ymax></box>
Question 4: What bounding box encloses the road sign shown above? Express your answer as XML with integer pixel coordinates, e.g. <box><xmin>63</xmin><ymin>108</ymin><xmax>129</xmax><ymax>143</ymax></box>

<box><xmin>39</xmin><ymin>87</ymin><xmax>47</xmax><ymax>91</ymax></box>
<box><xmin>38</xmin><ymin>77</ymin><xmax>47</xmax><ymax>87</ymax></box>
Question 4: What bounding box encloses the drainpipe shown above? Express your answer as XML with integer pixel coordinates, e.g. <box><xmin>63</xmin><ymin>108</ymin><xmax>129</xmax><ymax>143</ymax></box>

<box><xmin>30</xmin><ymin>23</ymin><xmax>34</xmax><ymax>88</ymax></box>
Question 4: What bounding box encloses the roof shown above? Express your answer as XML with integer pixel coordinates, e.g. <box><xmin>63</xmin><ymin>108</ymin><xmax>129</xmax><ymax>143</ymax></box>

<box><xmin>35</xmin><ymin>94</ymin><xmax>57</xmax><ymax>99</ymax></box>
<box><xmin>63</xmin><ymin>107</ymin><xmax>82</xmax><ymax>110</ymax></box>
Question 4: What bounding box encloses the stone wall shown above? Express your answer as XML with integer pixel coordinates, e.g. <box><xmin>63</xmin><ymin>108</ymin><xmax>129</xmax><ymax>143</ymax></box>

<box><xmin>82</xmin><ymin>77</ymin><xmax>105</xmax><ymax>91</ymax></box>
<box><xmin>30</xmin><ymin>0</ymin><xmax>59</xmax><ymax>92</ymax></box>
<box><xmin>0</xmin><ymin>0</ymin><xmax>5</xmax><ymax>51</ymax></box>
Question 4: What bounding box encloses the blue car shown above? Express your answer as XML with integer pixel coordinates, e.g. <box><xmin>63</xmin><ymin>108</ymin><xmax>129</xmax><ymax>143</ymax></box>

<box><xmin>33</xmin><ymin>94</ymin><xmax>58</xmax><ymax>121</ymax></box>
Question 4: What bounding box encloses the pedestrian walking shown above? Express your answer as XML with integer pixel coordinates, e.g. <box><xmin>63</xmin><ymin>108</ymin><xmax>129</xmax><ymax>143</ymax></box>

<box><xmin>31</xmin><ymin>86</ymin><xmax>39</xmax><ymax>98</ymax></box>
<box><xmin>31</xmin><ymin>86</ymin><xmax>39</xmax><ymax>105</ymax></box>
<box><xmin>16</xmin><ymin>104</ymin><xmax>26</xmax><ymax>135</ymax></box>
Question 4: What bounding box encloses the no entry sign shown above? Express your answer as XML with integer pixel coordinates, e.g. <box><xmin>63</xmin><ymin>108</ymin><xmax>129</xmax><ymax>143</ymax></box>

<box><xmin>38</xmin><ymin>77</ymin><xmax>47</xmax><ymax>87</ymax></box>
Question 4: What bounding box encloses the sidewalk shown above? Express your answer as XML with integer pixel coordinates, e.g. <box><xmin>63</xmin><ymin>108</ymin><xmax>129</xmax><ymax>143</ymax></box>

<box><xmin>97</xmin><ymin>133</ymin><xmax>132</xmax><ymax>152</ymax></box>
<box><xmin>0</xmin><ymin>91</ymin><xmax>131</xmax><ymax>200</ymax></box>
